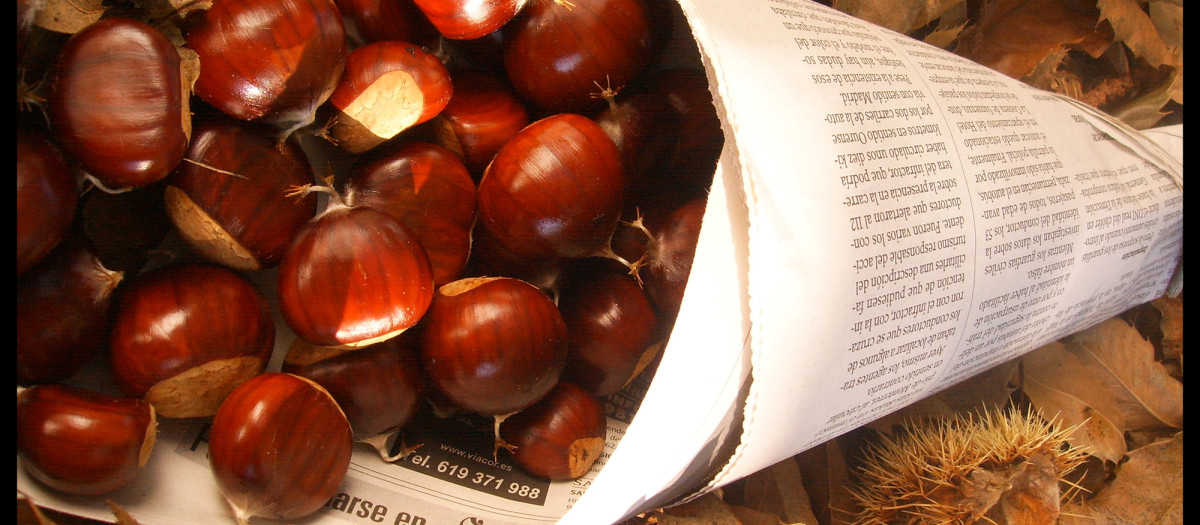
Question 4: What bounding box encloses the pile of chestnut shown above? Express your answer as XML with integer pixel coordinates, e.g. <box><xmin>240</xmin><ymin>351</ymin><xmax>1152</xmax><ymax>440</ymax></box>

<box><xmin>17</xmin><ymin>0</ymin><xmax>722</xmax><ymax>522</ymax></box>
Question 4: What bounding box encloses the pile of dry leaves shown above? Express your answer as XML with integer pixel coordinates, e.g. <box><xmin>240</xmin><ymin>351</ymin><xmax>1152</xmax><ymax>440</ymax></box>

<box><xmin>830</xmin><ymin>0</ymin><xmax>1183</xmax><ymax>130</ymax></box>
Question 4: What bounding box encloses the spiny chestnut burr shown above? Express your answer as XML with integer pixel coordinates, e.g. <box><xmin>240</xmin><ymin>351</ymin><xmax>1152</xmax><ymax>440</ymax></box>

<box><xmin>499</xmin><ymin>381</ymin><xmax>607</xmax><ymax>480</ymax></box>
<box><xmin>341</xmin><ymin>141</ymin><xmax>478</xmax><ymax>286</ymax></box>
<box><xmin>17</xmin><ymin>385</ymin><xmax>157</xmax><ymax>496</ymax></box>
<box><xmin>17</xmin><ymin>125</ymin><xmax>78</xmax><ymax>276</ymax></box>
<box><xmin>277</xmin><ymin>180</ymin><xmax>435</xmax><ymax>348</ymax></box>
<box><xmin>327</xmin><ymin>41</ymin><xmax>453</xmax><ymax>154</ymax></box>
<box><xmin>108</xmin><ymin>263</ymin><xmax>275</xmax><ymax>419</ymax></box>
<box><xmin>49</xmin><ymin>17</ymin><xmax>190</xmax><ymax>191</ymax></box>
<box><xmin>182</xmin><ymin>0</ymin><xmax>347</xmax><ymax>135</ymax></box>
<box><xmin>476</xmin><ymin>113</ymin><xmax>625</xmax><ymax>265</ymax></box>
<box><xmin>208</xmin><ymin>372</ymin><xmax>354</xmax><ymax>525</ymax></box>
<box><xmin>165</xmin><ymin>114</ymin><xmax>320</xmax><ymax>271</ymax></box>
<box><xmin>18</xmin><ymin>233</ymin><xmax>123</xmax><ymax>386</ymax></box>
<box><xmin>420</xmin><ymin>276</ymin><xmax>568</xmax><ymax>417</ymax></box>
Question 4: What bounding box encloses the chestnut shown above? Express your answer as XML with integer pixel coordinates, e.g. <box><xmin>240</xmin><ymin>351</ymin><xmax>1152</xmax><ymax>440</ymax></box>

<box><xmin>411</xmin><ymin>0</ymin><xmax>527</xmax><ymax>40</ymax></box>
<box><xmin>420</xmin><ymin>276</ymin><xmax>568</xmax><ymax>417</ymax></box>
<box><xmin>283</xmin><ymin>338</ymin><xmax>426</xmax><ymax>459</ymax></box>
<box><xmin>182</xmin><ymin>0</ymin><xmax>347</xmax><ymax>134</ymax></box>
<box><xmin>18</xmin><ymin>233</ymin><xmax>123</xmax><ymax>386</ymax></box>
<box><xmin>641</xmin><ymin>196</ymin><xmax>707</xmax><ymax>323</ymax></box>
<box><xmin>341</xmin><ymin>141</ymin><xmax>478</xmax><ymax>286</ymax></box>
<box><xmin>429</xmin><ymin>70</ymin><xmax>532</xmax><ymax>180</ymax></box>
<box><xmin>208</xmin><ymin>372</ymin><xmax>353</xmax><ymax>524</ymax></box>
<box><xmin>503</xmin><ymin>0</ymin><xmax>654</xmax><ymax>114</ymax></box>
<box><xmin>476</xmin><ymin>113</ymin><xmax>625</xmax><ymax>264</ymax></box>
<box><xmin>277</xmin><ymin>182</ymin><xmax>435</xmax><ymax>348</ymax></box>
<box><xmin>17</xmin><ymin>125</ymin><xmax>78</xmax><ymax>276</ymax></box>
<box><xmin>165</xmin><ymin>113</ymin><xmax>320</xmax><ymax>271</ymax></box>
<box><xmin>556</xmin><ymin>257</ymin><xmax>661</xmax><ymax>397</ymax></box>
<box><xmin>49</xmin><ymin>17</ymin><xmax>190</xmax><ymax>191</ymax></box>
<box><xmin>108</xmin><ymin>263</ymin><xmax>275</xmax><ymax>418</ymax></box>
<box><xmin>335</xmin><ymin>0</ymin><xmax>440</xmax><ymax>45</ymax></box>
<box><xmin>327</xmin><ymin>41</ymin><xmax>454</xmax><ymax>154</ymax></box>
<box><xmin>499</xmin><ymin>381</ymin><xmax>607</xmax><ymax>480</ymax></box>
<box><xmin>17</xmin><ymin>385</ymin><xmax>157</xmax><ymax>496</ymax></box>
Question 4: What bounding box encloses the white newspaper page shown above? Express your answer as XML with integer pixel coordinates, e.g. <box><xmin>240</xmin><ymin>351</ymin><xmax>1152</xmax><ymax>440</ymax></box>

<box><xmin>672</xmin><ymin>0</ymin><xmax>1183</xmax><ymax>486</ymax></box>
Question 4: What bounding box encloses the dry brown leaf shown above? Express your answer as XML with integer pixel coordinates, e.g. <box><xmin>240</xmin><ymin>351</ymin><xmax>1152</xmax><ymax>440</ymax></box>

<box><xmin>727</xmin><ymin>505</ymin><xmax>786</xmax><ymax>525</ymax></box>
<box><xmin>955</xmin><ymin>0</ymin><xmax>1110</xmax><ymax>79</ymax></box>
<box><xmin>34</xmin><ymin>0</ymin><xmax>107</xmax><ymax>34</ymax></box>
<box><xmin>923</xmin><ymin>22</ymin><xmax>967</xmax><ymax>50</ymax></box>
<box><xmin>1019</xmin><ymin>343</ymin><xmax>1128</xmax><ymax>463</ymax></box>
<box><xmin>832</xmin><ymin>0</ymin><xmax>964</xmax><ymax>35</ymax></box>
<box><xmin>1063</xmin><ymin>318</ymin><xmax>1183</xmax><ymax>430</ymax></box>
<box><xmin>1061</xmin><ymin>432</ymin><xmax>1183</xmax><ymax>525</ymax></box>
<box><xmin>731</xmin><ymin>458</ymin><xmax>820</xmax><ymax>525</ymax></box>
<box><xmin>654</xmin><ymin>491</ymin><xmax>743</xmax><ymax>525</ymax></box>
<box><xmin>107</xmin><ymin>501</ymin><xmax>142</xmax><ymax>525</ymax></box>
<box><xmin>1097</xmin><ymin>0</ymin><xmax>1175</xmax><ymax>68</ymax></box>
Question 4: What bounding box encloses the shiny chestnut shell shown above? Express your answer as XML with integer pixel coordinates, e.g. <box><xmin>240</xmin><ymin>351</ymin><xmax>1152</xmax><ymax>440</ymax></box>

<box><xmin>327</xmin><ymin>41</ymin><xmax>454</xmax><ymax>154</ymax></box>
<box><xmin>17</xmin><ymin>385</ymin><xmax>157</xmax><ymax>496</ymax></box>
<box><xmin>49</xmin><ymin>17</ymin><xmax>189</xmax><ymax>190</ymax></box>
<box><xmin>165</xmin><ymin>114</ymin><xmax>319</xmax><ymax>270</ymax></box>
<box><xmin>477</xmin><ymin>113</ymin><xmax>624</xmax><ymax>264</ymax></box>
<box><xmin>182</xmin><ymin>0</ymin><xmax>347</xmax><ymax>131</ymax></box>
<box><xmin>277</xmin><ymin>202</ymin><xmax>435</xmax><ymax>347</ymax></box>
<box><xmin>108</xmin><ymin>263</ymin><xmax>275</xmax><ymax>418</ymax></box>
<box><xmin>341</xmin><ymin>141</ymin><xmax>478</xmax><ymax>286</ymax></box>
<box><xmin>503</xmin><ymin>0</ymin><xmax>653</xmax><ymax>114</ymax></box>
<box><xmin>420</xmin><ymin>276</ymin><xmax>568</xmax><ymax>415</ymax></box>
<box><xmin>411</xmin><ymin>0</ymin><xmax>526</xmax><ymax>40</ymax></box>
<box><xmin>17</xmin><ymin>126</ymin><xmax>77</xmax><ymax>276</ymax></box>
<box><xmin>429</xmin><ymin>71</ymin><xmax>531</xmax><ymax>179</ymax></box>
<box><xmin>208</xmin><ymin>372</ymin><xmax>353</xmax><ymax>523</ymax></box>
<box><xmin>17</xmin><ymin>234</ymin><xmax>123</xmax><ymax>386</ymax></box>
<box><xmin>500</xmin><ymin>381</ymin><xmax>607</xmax><ymax>480</ymax></box>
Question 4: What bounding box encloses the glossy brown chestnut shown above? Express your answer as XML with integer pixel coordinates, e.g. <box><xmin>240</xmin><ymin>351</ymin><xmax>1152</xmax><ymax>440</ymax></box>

<box><xmin>277</xmin><ymin>188</ymin><xmax>435</xmax><ymax>348</ymax></box>
<box><xmin>557</xmin><ymin>258</ymin><xmax>660</xmax><ymax>396</ymax></box>
<box><xmin>336</xmin><ymin>0</ymin><xmax>439</xmax><ymax>45</ymax></box>
<box><xmin>17</xmin><ymin>125</ymin><xmax>77</xmax><ymax>276</ymax></box>
<box><xmin>420</xmin><ymin>276</ymin><xmax>568</xmax><ymax>416</ymax></box>
<box><xmin>283</xmin><ymin>339</ymin><xmax>425</xmax><ymax>456</ymax></box>
<box><xmin>109</xmin><ymin>263</ymin><xmax>275</xmax><ymax>418</ymax></box>
<box><xmin>18</xmin><ymin>234</ymin><xmax>123</xmax><ymax>386</ymax></box>
<box><xmin>641</xmin><ymin>196</ymin><xmax>707</xmax><ymax>322</ymax></box>
<box><xmin>411</xmin><ymin>0</ymin><xmax>527</xmax><ymax>40</ymax></box>
<box><xmin>182</xmin><ymin>0</ymin><xmax>347</xmax><ymax>133</ymax></box>
<box><xmin>165</xmin><ymin>114</ymin><xmax>319</xmax><ymax>270</ymax></box>
<box><xmin>476</xmin><ymin>113</ymin><xmax>625</xmax><ymax>264</ymax></box>
<box><xmin>208</xmin><ymin>372</ymin><xmax>353</xmax><ymax>525</ymax></box>
<box><xmin>429</xmin><ymin>71</ymin><xmax>531</xmax><ymax>179</ymax></box>
<box><xmin>49</xmin><ymin>17</ymin><xmax>190</xmax><ymax>191</ymax></box>
<box><xmin>341</xmin><ymin>141</ymin><xmax>477</xmax><ymax>286</ymax></box>
<box><xmin>499</xmin><ymin>381</ymin><xmax>607</xmax><ymax>480</ymax></box>
<box><xmin>17</xmin><ymin>384</ymin><xmax>157</xmax><ymax>496</ymax></box>
<box><xmin>328</xmin><ymin>41</ymin><xmax>454</xmax><ymax>153</ymax></box>
<box><xmin>504</xmin><ymin>0</ymin><xmax>653</xmax><ymax>114</ymax></box>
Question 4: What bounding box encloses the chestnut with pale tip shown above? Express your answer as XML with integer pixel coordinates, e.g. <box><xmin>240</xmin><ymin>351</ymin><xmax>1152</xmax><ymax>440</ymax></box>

<box><xmin>327</xmin><ymin>41</ymin><xmax>453</xmax><ymax>154</ymax></box>
<box><xmin>108</xmin><ymin>263</ymin><xmax>275</xmax><ymax>419</ymax></box>
<box><xmin>499</xmin><ymin>381</ymin><xmax>608</xmax><ymax>480</ymax></box>
<box><xmin>17</xmin><ymin>385</ymin><xmax>157</xmax><ymax>496</ymax></box>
